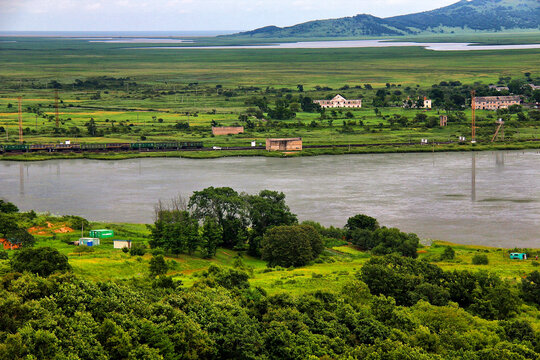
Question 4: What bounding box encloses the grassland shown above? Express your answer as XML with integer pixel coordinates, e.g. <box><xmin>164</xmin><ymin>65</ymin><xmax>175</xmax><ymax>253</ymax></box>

<box><xmin>12</xmin><ymin>218</ymin><xmax>537</xmax><ymax>297</ymax></box>
<box><xmin>0</xmin><ymin>36</ymin><xmax>539</xmax><ymax>159</ymax></box>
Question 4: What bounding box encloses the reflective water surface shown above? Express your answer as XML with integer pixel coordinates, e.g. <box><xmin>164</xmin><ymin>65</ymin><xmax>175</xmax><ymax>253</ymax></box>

<box><xmin>1</xmin><ymin>151</ymin><xmax>539</xmax><ymax>247</ymax></box>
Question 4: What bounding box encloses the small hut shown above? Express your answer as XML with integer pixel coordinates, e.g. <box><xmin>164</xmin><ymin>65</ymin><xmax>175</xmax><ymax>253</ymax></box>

<box><xmin>265</xmin><ymin>138</ymin><xmax>302</xmax><ymax>151</ymax></box>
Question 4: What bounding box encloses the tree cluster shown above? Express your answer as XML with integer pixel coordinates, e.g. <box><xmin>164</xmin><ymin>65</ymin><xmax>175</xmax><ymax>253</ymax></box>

<box><xmin>149</xmin><ymin>188</ymin><xmax>298</xmax><ymax>260</ymax></box>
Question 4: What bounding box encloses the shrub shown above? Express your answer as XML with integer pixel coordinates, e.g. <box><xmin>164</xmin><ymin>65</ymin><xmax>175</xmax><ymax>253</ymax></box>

<box><xmin>130</xmin><ymin>243</ymin><xmax>146</xmax><ymax>256</ymax></box>
<box><xmin>440</xmin><ymin>246</ymin><xmax>455</xmax><ymax>260</ymax></box>
<box><xmin>121</xmin><ymin>247</ymin><xmax>129</xmax><ymax>253</ymax></box>
<box><xmin>149</xmin><ymin>255</ymin><xmax>168</xmax><ymax>277</ymax></box>
<box><xmin>0</xmin><ymin>251</ymin><xmax>8</xmax><ymax>260</ymax></box>
<box><xmin>472</xmin><ymin>254</ymin><xmax>489</xmax><ymax>265</ymax></box>
<box><xmin>73</xmin><ymin>245</ymin><xmax>95</xmax><ymax>254</ymax></box>
<box><xmin>11</xmin><ymin>247</ymin><xmax>71</xmax><ymax>276</ymax></box>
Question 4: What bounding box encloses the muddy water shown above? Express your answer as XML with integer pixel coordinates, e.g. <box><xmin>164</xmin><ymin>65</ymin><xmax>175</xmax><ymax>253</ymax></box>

<box><xmin>1</xmin><ymin>150</ymin><xmax>539</xmax><ymax>247</ymax></box>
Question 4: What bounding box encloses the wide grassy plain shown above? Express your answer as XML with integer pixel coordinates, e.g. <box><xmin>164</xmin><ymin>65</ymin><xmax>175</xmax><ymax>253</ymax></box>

<box><xmin>0</xmin><ymin>35</ymin><xmax>539</xmax><ymax>159</ymax></box>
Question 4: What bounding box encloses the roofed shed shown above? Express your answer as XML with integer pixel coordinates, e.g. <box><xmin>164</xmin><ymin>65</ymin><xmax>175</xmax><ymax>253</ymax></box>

<box><xmin>265</xmin><ymin>138</ymin><xmax>302</xmax><ymax>151</ymax></box>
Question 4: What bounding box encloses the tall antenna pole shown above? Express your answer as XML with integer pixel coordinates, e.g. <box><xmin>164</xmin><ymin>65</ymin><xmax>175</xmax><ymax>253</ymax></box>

<box><xmin>471</xmin><ymin>90</ymin><xmax>476</xmax><ymax>143</ymax></box>
<box><xmin>55</xmin><ymin>90</ymin><xmax>60</xmax><ymax>128</ymax></box>
<box><xmin>18</xmin><ymin>96</ymin><xmax>23</xmax><ymax>143</ymax></box>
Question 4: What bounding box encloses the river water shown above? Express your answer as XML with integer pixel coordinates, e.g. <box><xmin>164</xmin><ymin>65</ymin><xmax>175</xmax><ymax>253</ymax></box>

<box><xmin>1</xmin><ymin>151</ymin><xmax>539</xmax><ymax>247</ymax></box>
<box><xmin>132</xmin><ymin>40</ymin><xmax>540</xmax><ymax>51</ymax></box>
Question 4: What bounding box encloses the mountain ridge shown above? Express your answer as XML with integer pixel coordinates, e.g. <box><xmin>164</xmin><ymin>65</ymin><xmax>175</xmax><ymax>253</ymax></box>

<box><xmin>229</xmin><ymin>0</ymin><xmax>539</xmax><ymax>38</ymax></box>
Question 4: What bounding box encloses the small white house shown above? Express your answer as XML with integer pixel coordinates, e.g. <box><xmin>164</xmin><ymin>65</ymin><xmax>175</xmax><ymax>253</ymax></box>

<box><xmin>113</xmin><ymin>240</ymin><xmax>132</xmax><ymax>249</ymax></box>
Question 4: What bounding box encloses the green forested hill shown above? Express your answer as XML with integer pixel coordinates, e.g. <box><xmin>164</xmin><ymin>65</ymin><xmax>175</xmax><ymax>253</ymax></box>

<box><xmin>232</xmin><ymin>0</ymin><xmax>540</xmax><ymax>38</ymax></box>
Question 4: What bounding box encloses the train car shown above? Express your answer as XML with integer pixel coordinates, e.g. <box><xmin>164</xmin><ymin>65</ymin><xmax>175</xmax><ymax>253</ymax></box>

<box><xmin>180</xmin><ymin>142</ymin><xmax>203</xmax><ymax>149</ymax></box>
<box><xmin>105</xmin><ymin>143</ymin><xmax>131</xmax><ymax>150</ymax></box>
<box><xmin>3</xmin><ymin>144</ymin><xmax>29</xmax><ymax>152</ymax></box>
<box><xmin>154</xmin><ymin>142</ymin><xmax>179</xmax><ymax>150</ymax></box>
<box><xmin>80</xmin><ymin>143</ymin><xmax>107</xmax><ymax>151</ymax></box>
<box><xmin>55</xmin><ymin>143</ymin><xmax>81</xmax><ymax>151</ymax></box>
<box><xmin>130</xmin><ymin>142</ymin><xmax>155</xmax><ymax>150</ymax></box>
<box><xmin>29</xmin><ymin>144</ymin><xmax>54</xmax><ymax>152</ymax></box>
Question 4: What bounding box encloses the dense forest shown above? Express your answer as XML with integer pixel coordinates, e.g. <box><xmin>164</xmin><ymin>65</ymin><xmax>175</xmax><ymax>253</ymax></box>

<box><xmin>1</xmin><ymin>194</ymin><xmax>540</xmax><ymax>359</ymax></box>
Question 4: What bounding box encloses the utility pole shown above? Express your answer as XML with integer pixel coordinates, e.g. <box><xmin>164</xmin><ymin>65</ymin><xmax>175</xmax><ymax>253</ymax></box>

<box><xmin>18</xmin><ymin>97</ymin><xmax>23</xmax><ymax>143</ymax></box>
<box><xmin>471</xmin><ymin>90</ymin><xmax>476</xmax><ymax>143</ymax></box>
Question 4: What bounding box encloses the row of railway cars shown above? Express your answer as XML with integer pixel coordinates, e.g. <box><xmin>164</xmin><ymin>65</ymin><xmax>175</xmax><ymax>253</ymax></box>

<box><xmin>0</xmin><ymin>141</ymin><xmax>204</xmax><ymax>153</ymax></box>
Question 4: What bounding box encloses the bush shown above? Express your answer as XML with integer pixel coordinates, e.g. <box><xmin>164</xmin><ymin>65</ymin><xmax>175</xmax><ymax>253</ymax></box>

<box><xmin>121</xmin><ymin>247</ymin><xmax>129</xmax><ymax>253</ymax></box>
<box><xmin>130</xmin><ymin>243</ymin><xmax>146</xmax><ymax>256</ymax></box>
<box><xmin>149</xmin><ymin>255</ymin><xmax>168</xmax><ymax>277</ymax></box>
<box><xmin>261</xmin><ymin>225</ymin><xmax>323</xmax><ymax>267</ymax></box>
<box><xmin>352</xmin><ymin>227</ymin><xmax>419</xmax><ymax>258</ymax></box>
<box><xmin>73</xmin><ymin>245</ymin><xmax>95</xmax><ymax>254</ymax></box>
<box><xmin>440</xmin><ymin>246</ymin><xmax>455</xmax><ymax>260</ymax></box>
<box><xmin>472</xmin><ymin>254</ymin><xmax>489</xmax><ymax>265</ymax></box>
<box><xmin>11</xmin><ymin>247</ymin><xmax>71</xmax><ymax>276</ymax></box>
<box><xmin>0</xmin><ymin>251</ymin><xmax>8</xmax><ymax>260</ymax></box>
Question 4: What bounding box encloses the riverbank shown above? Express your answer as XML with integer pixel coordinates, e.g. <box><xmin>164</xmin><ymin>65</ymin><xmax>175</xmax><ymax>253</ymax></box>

<box><xmin>2</xmin><ymin>141</ymin><xmax>540</xmax><ymax>161</ymax></box>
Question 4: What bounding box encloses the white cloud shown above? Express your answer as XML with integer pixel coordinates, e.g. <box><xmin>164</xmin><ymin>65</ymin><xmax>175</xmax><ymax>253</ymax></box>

<box><xmin>0</xmin><ymin>0</ymin><xmax>460</xmax><ymax>31</ymax></box>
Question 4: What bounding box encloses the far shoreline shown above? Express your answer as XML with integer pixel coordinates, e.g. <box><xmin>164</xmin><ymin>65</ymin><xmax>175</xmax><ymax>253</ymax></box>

<box><xmin>2</xmin><ymin>141</ymin><xmax>540</xmax><ymax>162</ymax></box>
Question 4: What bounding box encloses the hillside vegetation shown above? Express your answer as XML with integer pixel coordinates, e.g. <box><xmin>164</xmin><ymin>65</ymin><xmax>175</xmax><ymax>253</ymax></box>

<box><xmin>233</xmin><ymin>0</ymin><xmax>540</xmax><ymax>38</ymax></box>
<box><xmin>2</xmin><ymin>199</ymin><xmax>540</xmax><ymax>359</ymax></box>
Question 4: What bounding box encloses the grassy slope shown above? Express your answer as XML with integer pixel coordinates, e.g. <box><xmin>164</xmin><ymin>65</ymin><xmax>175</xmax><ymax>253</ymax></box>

<box><xmin>11</xmin><ymin>220</ymin><xmax>537</xmax><ymax>297</ymax></box>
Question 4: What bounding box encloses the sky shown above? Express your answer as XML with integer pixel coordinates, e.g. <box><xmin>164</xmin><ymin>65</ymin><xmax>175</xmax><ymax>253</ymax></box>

<box><xmin>0</xmin><ymin>0</ymin><xmax>460</xmax><ymax>32</ymax></box>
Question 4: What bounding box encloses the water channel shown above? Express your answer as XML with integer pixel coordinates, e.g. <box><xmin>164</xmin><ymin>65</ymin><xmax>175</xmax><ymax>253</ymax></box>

<box><xmin>1</xmin><ymin>150</ymin><xmax>539</xmax><ymax>247</ymax></box>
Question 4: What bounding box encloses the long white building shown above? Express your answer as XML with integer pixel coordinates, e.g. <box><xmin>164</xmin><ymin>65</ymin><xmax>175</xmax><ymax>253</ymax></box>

<box><xmin>314</xmin><ymin>95</ymin><xmax>362</xmax><ymax>108</ymax></box>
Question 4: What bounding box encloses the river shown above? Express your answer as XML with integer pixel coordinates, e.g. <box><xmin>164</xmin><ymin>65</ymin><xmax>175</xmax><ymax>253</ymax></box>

<box><xmin>1</xmin><ymin>150</ymin><xmax>539</xmax><ymax>247</ymax></box>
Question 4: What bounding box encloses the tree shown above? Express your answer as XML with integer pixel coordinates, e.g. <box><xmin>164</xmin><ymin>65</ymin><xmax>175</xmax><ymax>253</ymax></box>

<box><xmin>189</xmin><ymin>187</ymin><xmax>246</xmax><ymax>249</ymax></box>
<box><xmin>521</xmin><ymin>271</ymin><xmax>540</xmax><ymax>305</ymax></box>
<box><xmin>345</xmin><ymin>214</ymin><xmax>379</xmax><ymax>240</ymax></box>
<box><xmin>149</xmin><ymin>209</ymin><xmax>200</xmax><ymax>255</ymax></box>
<box><xmin>149</xmin><ymin>255</ymin><xmax>168</xmax><ymax>278</ymax></box>
<box><xmin>245</xmin><ymin>190</ymin><xmax>297</xmax><ymax>256</ymax></box>
<box><xmin>85</xmin><ymin>118</ymin><xmax>97</xmax><ymax>136</ymax></box>
<box><xmin>0</xmin><ymin>213</ymin><xmax>35</xmax><ymax>248</ymax></box>
<box><xmin>0</xmin><ymin>200</ymin><xmax>18</xmax><ymax>214</ymax></box>
<box><xmin>11</xmin><ymin>247</ymin><xmax>71</xmax><ymax>276</ymax></box>
<box><xmin>201</xmin><ymin>217</ymin><xmax>222</xmax><ymax>258</ymax></box>
<box><xmin>261</xmin><ymin>225</ymin><xmax>321</xmax><ymax>267</ymax></box>
<box><xmin>267</xmin><ymin>99</ymin><xmax>296</xmax><ymax>120</ymax></box>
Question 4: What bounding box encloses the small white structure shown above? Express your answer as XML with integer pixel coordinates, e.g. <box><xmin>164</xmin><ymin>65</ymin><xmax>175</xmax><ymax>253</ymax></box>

<box><xmin>251</xmin><ymin>141</ymin><xmax>256</xmax><ymax>147</ymax></box>
<box><xmin>113</xmin><ymin>240</ymin><xmax>132</xmax><ymax>249</ymax></box>
<box><xmin>79</xmin><ymin>238</ymin><xmax>100</xmax><ymax>246</ymax></box>
<box><xmin>421</xmin><ymin>139</ymin><xmax>429</xmax><ymax>145</ymax></box>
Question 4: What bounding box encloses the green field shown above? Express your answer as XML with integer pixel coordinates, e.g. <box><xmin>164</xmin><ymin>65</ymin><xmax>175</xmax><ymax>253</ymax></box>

<box><xmin>0</xmin><ymin>36</ymin><xmax>539</xmax><ymax>159</ymax></box>
<box><xmin>7</xmin><ymin>218</ymin><xmax>535</xmax><ymax>297</ymax></box>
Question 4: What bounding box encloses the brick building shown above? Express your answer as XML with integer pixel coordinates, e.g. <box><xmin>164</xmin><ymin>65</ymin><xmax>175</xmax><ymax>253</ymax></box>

<box><xmin>473</xmin><ymin>96</ymin><xmax>521</xmax><ymax>110</ymax></box>
<box><xmin>266</xmin><ymin>138</ymin><xmax>302</xmax><ymax>151</ymax></box>
<box><xmin>212</xmin><ymin>126</ymin><xmax>244</xmax><ymax>136</ymax></box>
<box><xmin>314</xmin><ymin>95</ymin><xmax>362</xmax><ymax>108</ymax></box>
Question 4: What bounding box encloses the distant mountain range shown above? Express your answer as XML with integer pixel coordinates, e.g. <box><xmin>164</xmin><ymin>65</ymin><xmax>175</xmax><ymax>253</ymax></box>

<box><xmin>230</xmin><ymin>0</ymin><xmax>539</xmax><ymax>38</ymax></box>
